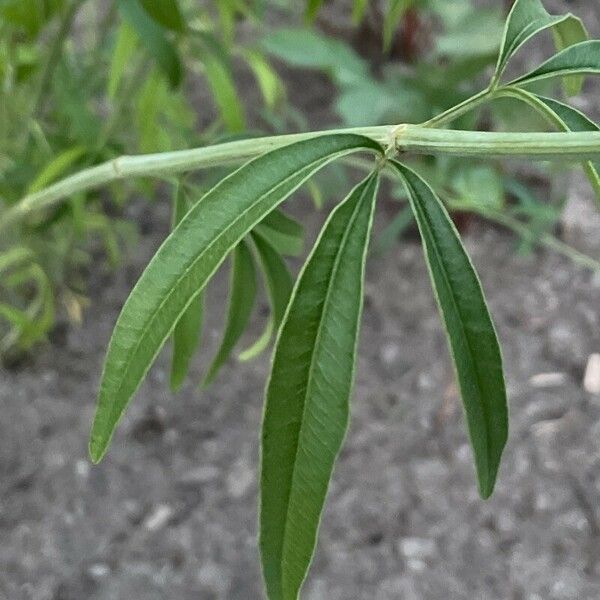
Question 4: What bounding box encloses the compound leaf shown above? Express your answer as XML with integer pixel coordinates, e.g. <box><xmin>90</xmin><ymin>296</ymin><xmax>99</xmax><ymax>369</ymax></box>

<box><xmin>90</xmin><ymin>134</ymin><xmax>382</xmax><ymax>463</ymax></box>
<box><xmin>260</xmin><ymin>174</ymin><xmax>379</xmax><ymax>600</ymax></box>
<box><xmin>203</xmin><ymin>241</ymin><xmax>257</xmax><ymax>385</ymax></box>
<box><xmin>493</xmin><ymin>0</ymin><xmax>587</xmax><ymax>87</ymax></box>
<box><xmin>390</xmin><ymin>161</ymin><xmax>508</xmax><ymax>500</ymax></box>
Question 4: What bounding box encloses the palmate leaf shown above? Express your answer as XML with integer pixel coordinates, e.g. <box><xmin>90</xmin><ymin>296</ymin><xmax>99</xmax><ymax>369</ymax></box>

<box><xmin>89</xmin><ymin>134</ymin><xmax>382</xmax><ymax>463</ymax></box>
<box><xmin>203</xmin><ymin>241</ymin><xmax>257</xmax><ymax>385</ymax></box>
<box><xmin>493</xmin><ymin>0</ymin><xmax>587</xmax><ymax>91</ymax></box>
<box><xmin>260</xmin><ymin>174</ymin><xmax>379</xmax><ymax>600</ymax></box>
<box><xmin>390</xmin><ymin>161</ymin><xmax>508</xmax><ymax>499</ymax></box>
<box><xmin>170</xmin><ymin>185</ymin><xmax>204</xmax><ymax>391</ymax></box>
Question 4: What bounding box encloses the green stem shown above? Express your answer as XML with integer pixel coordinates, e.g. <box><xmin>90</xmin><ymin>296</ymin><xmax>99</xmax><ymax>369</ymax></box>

<box><xmin>396</xmin><ymin>128</ymin><xmax>600</xmax><ymax>160</ymax></box>
<box><xmin>4</xmin><ymin>125</ymin><xmax>600</xmax><ymax>233</ymax></box>
<box><xmin>421</xmin><ymin>88</ymin><xmax>493</xmax><ymax>128</ymax></box>
<box><xmin>493</xmin><ymin>86</ymin><xmax>600</xmax><ymax>208</ymax></box>
<box><xmin>479</xmin><ymin>209</ymin><xmax>600</xmax><ymax>272</ymax></box>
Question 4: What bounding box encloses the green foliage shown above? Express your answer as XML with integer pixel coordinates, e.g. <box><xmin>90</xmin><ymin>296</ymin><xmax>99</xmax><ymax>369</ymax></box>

<box><xmin>0</xmin><ymin>0</ymin><xmax>292</xmax><ymax>356</ymax></box>
<box><xmin>261</xmin><ymin>174</ymin><xmax>379</xmax><ymax>600</ymax></box>
<box><xmin>3</xmin><ymin>1</ymin><xmax>600</xmax><ymax>598</ymax></box>
<box><xmin>170</xmin><ymin>183</ymin><xmax>205</xmax><ymax>391</ymax></box>
<box><xmin>89</xmin><ymin>134</ymin><xmax>381</xmax><ymax>463</ymax></box>
<box><xmin>493</xmin><ymin>0</ymin><xmax>587</xmax><ymax>89</ymax></box>
<box><xmin>203</xmin><ymin>240</ymin><xmax>257</xmax><ymax>385</ymax></box>
<box><xmin>117</xmin><ymin>0</ymin><xmax>182</xmax><ymax>87</ymax></box>
<box><xmin>392</xmin><ymin>161</ymin><xmax>508</xmax><ymax>499</ymax></box>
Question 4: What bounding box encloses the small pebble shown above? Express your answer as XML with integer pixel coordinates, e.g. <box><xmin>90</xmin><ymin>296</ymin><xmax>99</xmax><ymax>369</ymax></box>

<box><xmin>143</xmin><ymin>504</ymin><xmax>173</xmax><ymax>531</ymax></box>
<box><xmin>529</xmin><ymin>372</ymin><xmax>567</xmax><ymax>388</ymax></box>
<box><xmin>584</xmin><ymin>354</ymin><xmax>600</xmax><ymax>395</ymax></box>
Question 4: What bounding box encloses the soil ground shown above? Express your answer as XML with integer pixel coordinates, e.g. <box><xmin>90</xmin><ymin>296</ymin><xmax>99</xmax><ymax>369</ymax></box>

<box><xmin>1</xmin><ymin>1</ymin><xmax>600</xmax><ymax>599</ymax></box>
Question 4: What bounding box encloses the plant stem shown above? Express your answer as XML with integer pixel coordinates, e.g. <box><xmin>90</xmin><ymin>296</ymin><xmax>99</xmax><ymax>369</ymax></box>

<box><xmin>421</xmin><ymin>88</ymin><xmax>493</xmax><ymax>128</ymax></box>
<box><xmin>4</xmin><ymin>125</ymin><xmax>600</xmax><ymax>233</ymax></box>
<box><xmin>396</xmin><ymin>129</ymin><xmax>600</xmax><ymax>161</ymax></box>
<box><xmin>478</xmin><ymin>209</ymin><xmax>600</xmax><ymax>272</ymax></box>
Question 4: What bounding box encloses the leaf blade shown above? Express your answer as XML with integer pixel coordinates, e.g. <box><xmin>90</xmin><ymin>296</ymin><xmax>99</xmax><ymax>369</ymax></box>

<box><xmin>493</xmin><ymin>0</ymin><xmax>585</xmax><ymax>85</ymax></box>
<box><xmin>196</xmin><ymin>32</ymin><xmax>245</xmax><ymax>133</ymax></box>
<box><xmin>513</xmin><ymin>40</ymin><xmax>600</xmax><ymax>87</ymax></box>
<box><xmin>254</xmin><ymin>208</ymin><xmax>304</xmax><ymax>257</ymax></box>
<box><xmin>260</xmin><ymin>174</ymin><xmax>379</xmax><ymax>600</ymax></box>
<box><xmin>390</xmin><ymin>161</ymin><xmax>508</xmax><ymax>499</ymax></box>
<box><xmin>203</xmin><ymin>241</ymin><xmax>257</xmax><ymax>385</ymax></box>
<box><xmin>170</xmin><ymin>184</ymin><xmax>204</xmax><ymax>391</ymax></box>
<box><xmin>90</xmin><ymin>134</ymin><xmax>382</xmax><ymax>463</ymax></box>
<box><xmin>139</xmin><ymin>0</ymin><xmax>184</xmax><ymax>32</ymax></box>
<box><xmin>239</xmin><ymin>232</ymin><xmax>294</xmax><ymax>361</ymax></box>
<box><xmin>118</xmin><ymin>0</ymin><xmax>182</xmax><ymax>88</ymax></box>
<box><xmin>498</xmin><ymin>88</ymin><xmax>600</xmax><ymax>205</ymax></box>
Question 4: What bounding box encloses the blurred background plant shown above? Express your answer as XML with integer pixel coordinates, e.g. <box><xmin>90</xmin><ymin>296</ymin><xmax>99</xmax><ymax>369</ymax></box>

<box><xmin>1</xmin><ymin>0</ymin><xmax>598</xmax><ymax>361</ymax></box>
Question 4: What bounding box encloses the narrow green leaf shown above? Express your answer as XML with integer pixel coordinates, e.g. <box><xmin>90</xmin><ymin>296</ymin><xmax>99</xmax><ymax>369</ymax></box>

<box><xmin>383</xmin><ymin>0</ymin><xmax>412</xmax><ymax>52</ymax></box>
<box><xmin>500</xmin><ymin>87</ymin><xmax>600</xmax><ymax>204</ymax></box>
<box><xmin>108</xmin><ymin>21</ymin><xmax>138</xmax><ymax>99</ymax></box>
<box><xmin>239</xmin><ymin>233</ymin><xmax>294</xmax><ymax>361</ymax></box>
<box><xmin>118</xmin><ymin>0</ymin><xmax>182</xmax><ymax>88</ymax></box>
<box><xmin>170</xmin><ymin>185</ymin><xmax>204</xmax><ymax>391</ymax></box>
<box><xmin>513</xmin><ymin>40</ymin><xmax>600</xmax><ymax>87</ymax></box>
<box><xmin>28</xmin><ymin>146</ymin><xmax>87</xmax><ymax>194</ymax></box>
<box><xmin>552</xmin><ymin>15</ymin><xmax>588</xmax><ymax>96</ymax></box>
<box><xmin>90</xmin><ymin>134</ymin><xmax>382</xmax><ymax>463</ymax></box>
<box><xmin>493</xmin><ymin>0</ymin><xmax>586</xmax><ymax>85</ymax></box>
<box><xmin>136</xmin><ymin>69</ymin><xmax>168</xmax><ymax>153</ymax></box>
<box><xmin>243</xmin><ymin>49</ymin><xmax>284</xmax><ymax>109</ymax></box>
<box><xmin>261</xmin><ymin>29</ymin><xmax>368</xmax><ymax>86</ymax></box>
<box><xmin>352</xmin><ymin>0</ymin><xmax>368</xmax><ymax>25</ymax></box>
<box><xmin>260</xmin><ymin>174</ymin><xmax>379</xmax><ymax>600</ymax></box>
<box><xmin>0</xmin><ymin>247</ymin><xmax>34</xmax><ymax>273</ymax></box>
<box><xmin>254</xmin><ymin>209</ymin><xmax>304</xmax><ymax>257</ymax></box>
<box><xmin>203</xmin><ymin>241</ymin><xmax>257</xmax><ymax>385</ymax></box>
<box><xmin>195</xmin><ymin>33</ymin><xmax>245</xmax><ymax>132</ymax></box>
<box><xmin>390</xmin><ymin>161</ymin><xmax>508</xmax><ymax>499</ymax></box>
<box><xmin>139</xmin><ymin>0</ymin><xmax>184</xmax><ymax>32</ymax></box>
<box><xmin>305</xmin><ymin>0</ymin><xmax>324</xmax><ymax>22</ymax></box>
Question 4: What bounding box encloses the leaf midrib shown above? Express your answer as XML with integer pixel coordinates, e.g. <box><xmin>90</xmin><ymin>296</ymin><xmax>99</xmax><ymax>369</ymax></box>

<box><xmin>101</xmin><ymin>154</ymin><xmax>343</xmax><ymax>432</ymax></box>
<box><xmin>405</xmin><ymin>176</ymin><xmax>493</xmax><ymax>491</ymax></box>
<box><xmin>279</xmin><ymin>178</ymin><xmax>373</xmax><ymax>592</ymax></box>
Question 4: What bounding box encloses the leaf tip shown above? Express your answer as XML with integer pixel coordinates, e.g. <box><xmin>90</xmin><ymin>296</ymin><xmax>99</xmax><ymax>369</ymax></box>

<box><xmin>88</xmin><ymin>436</ymin><xmax>106</xmax><ymax>465</ymax></box>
